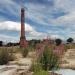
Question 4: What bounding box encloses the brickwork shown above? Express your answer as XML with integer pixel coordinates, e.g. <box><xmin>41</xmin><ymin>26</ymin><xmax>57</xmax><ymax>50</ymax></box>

<box><xmin>20</xmin><ymin>8</ymin><xmax>28</xmax><ymax>48</ymax></box>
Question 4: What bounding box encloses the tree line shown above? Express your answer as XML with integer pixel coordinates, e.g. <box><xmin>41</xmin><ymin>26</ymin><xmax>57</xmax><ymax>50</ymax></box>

<box><xmin>0</xmin><ymin>41</ymin><xmax>19</xmax><ymax>47</ymax></box>
<box><xmin>0</xmin><ymin>37</ymin><xmax>74</xmax><ymax>47</ymax></box>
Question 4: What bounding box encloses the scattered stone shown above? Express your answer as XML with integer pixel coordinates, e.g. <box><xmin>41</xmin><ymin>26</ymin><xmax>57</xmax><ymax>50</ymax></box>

<box><xmin>0</xmin><ymin>58</ymin><xmax>32</xmax><ymax>75</ymax></box>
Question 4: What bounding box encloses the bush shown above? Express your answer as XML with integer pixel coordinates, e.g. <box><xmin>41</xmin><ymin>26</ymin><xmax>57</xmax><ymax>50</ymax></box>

<box><xmin>21</xmin><ymin>48</ymin><xmax>28</xmax><ymax>57</ymax></box>
<box><xmin>40</xmin><ymin>46</ymin><xmax>59</xmax><ymax>71</ymax></box>
<box><xmin>0</xmin><ymin>48</ymin><xmax>14</xmax><ymax>65</ymax></box>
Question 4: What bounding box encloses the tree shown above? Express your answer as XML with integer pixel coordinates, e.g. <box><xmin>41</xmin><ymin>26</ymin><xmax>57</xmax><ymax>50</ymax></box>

<box><xmin>0</xmin><ymin>41</ymin><xmax>3</xmax><ymax>46</ymax></box>
<box><xmin>55</xmin><ymin>39</ymin><xmax>62</xmax><ymax>46</ymax></box>
<box><xmin>67</xmin><ymin>38</ymin><xmax>74</xmax><ymax>43</ymax></box>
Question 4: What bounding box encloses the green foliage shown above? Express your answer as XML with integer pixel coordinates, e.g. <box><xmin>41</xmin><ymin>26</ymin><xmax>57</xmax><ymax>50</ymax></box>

<box><xmin>67</xmin><ymin>38</ymin><xmax>74</xmax><ymax>43</ymax></box>
<box><xmin>27</xmin><ymin>46</ymin><xmax>35</xmax><ymax>52</ymax></box>
<box><xmin>55</xmin><ymin>39</ymin><xmax>62</xmax><ymax>46</ymax></box>
<box><xmin>9</xmin><ymin>51</ymin><xmax>14</xmax><ymax>61</ymax></box>
<box><xmin>29</xmin><ymin>40</ymin><xmax>41</xmax><ymax>48</ymax></box>
<box><xmin>21</xmin><ymin>48</ymin><xmax>28</xmax><ymax>57</ymax></box>
<box><xmin>32</xmin><ymin>61</ymin><xmax>48</xmax><ymax>75</ymax></box>
<box><xmin>6</xmin><ymin>46</ymin><xmax>20</xmax><ymax>53</ymax></box>
<box><xmin>40</xmin><ymin>46</ymin><xmax>59</xmax><ymax>71</ymax></box>
<box><xmin>33</xmin><ymin>70</ymin><xmax>48</xmax><ymax>75</ymax></box>
<box><xmin>0</xmin><ymin>48</ymin><xmax>14</xmax><ymax>65</ymax></box>
<box><xmin>31</xmin><ymin>61</ymin><xmax>42</xmax><ymax>72</ymax></box>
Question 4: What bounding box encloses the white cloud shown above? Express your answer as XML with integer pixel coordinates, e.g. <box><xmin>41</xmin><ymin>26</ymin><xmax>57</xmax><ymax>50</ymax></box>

<box><xmin>0</xmin><ymin>20</ymin><xmax>74</xmax><ymax>41</ymax></box>
<box><xmin>54</xmin><ymin>0</ymin><xmax>75</xmax><ymax>12</ymax></box>
<box><xmin>0</xmin><ymin>34</ymin><xmax>18</xmax><ymax>43</ymax></box>
<box><xmin>53</xmin><ymin>11</ymin><xmax>75</xmax><ymax>26</ymax></box>
<box><xmin>25</xmin><ymin>3</ymin><xmax>53</xmax><ymax>26</ymax></box>
<box><xmin>0</xmin><ymin>21</ymin><xmax>34</xmax><ymax>32</ymax></box>
<box><xmin>28</xmin><ymin>30</ymin><xmax>47</xmax><ymax>40</ymax></box>
<box><xmin>0</xmin><ymin>0</ymin><xmax>20</xmax><ymax>17</ymax></box>
<box><xmin>0</xmin><ymin>20</ymin><xmax>74</xmax><ymax>42</ymax></box>
<box><xmin>53</xmin><ymin>0</ymin><xmax>75</xmax><ymax>27</ymax></box>
<box><xmin>25</xmin><ymin>0</ymin><xmax>75</xmax><ymax>28</ymax></box>
<box><xmin>0</xmin><ymin>0</ymin><xmax>75</xmax><ymax>41</ymax></box>
<box><xmin>0</xmin><ymin>21</ymin><xmax>48</xmax><ymax>41</ymax></box>
<box><xmin>50</xmin><ymin>34</ymin><xmax>65</xmax><ymax>40</ymax></box>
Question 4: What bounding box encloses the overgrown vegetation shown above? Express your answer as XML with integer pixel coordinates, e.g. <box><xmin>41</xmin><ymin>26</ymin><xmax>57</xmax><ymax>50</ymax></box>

<box><xmin>21</xmin><ymin>48</ymin><xmax>29</xmax><ymax>57</ymax></box>
<box><xmin>31</xmin><ymin>46</ymin><xmax>59</xmax><ymax>75</ymax></box>
<box><xmin>31</xmin><ymin>61</ymin><xmax>48</xmax><ymax>75</ymax></box>
<box><xmin>27</xmin><ymin>46</ymin><xmax>35</xmax><ymax>52</ymax></box>
<box><xmin>31</xmin><ymin>62</ymin><xmax>41</xmax><ymax>72</ymax></box>
<box><xmin>0</xmin><ymin>48</ymin><xmax>14</xmax><ymax>65</ymax></box>
<box><xmin>40</xmin><ymin>46</ymin><xmax>59</xmax><ymax>71</ymax></box>
<box><xmin>33</xmin><ymin>70</ymin><xmax>48</xmax><ymax>75</ymax></box>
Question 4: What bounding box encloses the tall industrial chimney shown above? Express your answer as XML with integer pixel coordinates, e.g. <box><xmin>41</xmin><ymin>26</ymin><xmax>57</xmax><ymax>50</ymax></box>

<box><xmin>20</xmin><ymin>7</ymin><xmax>27</xmax><ymax>48</ymax></box>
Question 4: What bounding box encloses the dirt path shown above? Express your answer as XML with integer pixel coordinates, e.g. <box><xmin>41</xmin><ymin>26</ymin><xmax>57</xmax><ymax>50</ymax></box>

<box><xmin>60</xmin><ymin>49</ymin><xmax>75</xmax><ymax>69</ymax></box>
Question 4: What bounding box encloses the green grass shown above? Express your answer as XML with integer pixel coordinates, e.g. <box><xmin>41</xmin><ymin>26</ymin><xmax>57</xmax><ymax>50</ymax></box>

<box><xmin>20</xmin><ymin>48</ymin><xmax>29</xmax><ymax>57</ymax></box>
<box><xmin>0</xmin><ymin>46</ymin><xmax>20</xmax><ymax>53</ymax></box>
<box><xmin>33</xmin><ymin>70</ymin><xmax>48</xmax><ymax>75</ymax></box>
<box><xmin>0</xmin><ymin>48</ymin><xmax>14</xmax><ymax>65</ymax></box>
<box><xmin>40</xmin><ymin>46</ymin><xmax>59</xmax><ymax>71</ymax></box>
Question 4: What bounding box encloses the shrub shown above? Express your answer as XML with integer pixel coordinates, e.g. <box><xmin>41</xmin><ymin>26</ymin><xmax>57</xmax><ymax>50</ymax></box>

<box><xmin>21</xmin><ymin>48</ymin><xmax>28</xmax><ymax>57</ymax></box>
<box><xmin>40</xmin><ymin>46</ymin><xmax>59</xmax><ymax>71</ymax></box>
<box><xmin>0</xmin><ymin>48</ymin><xmax>14</xmax><ymax>65</ymax></box>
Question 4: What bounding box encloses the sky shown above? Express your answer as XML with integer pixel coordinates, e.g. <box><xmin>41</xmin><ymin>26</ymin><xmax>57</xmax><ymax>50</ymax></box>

<box><xmin>0</xmin><ymin>0</ymin><xmax>75</xmax><ymax>42</ymax></box>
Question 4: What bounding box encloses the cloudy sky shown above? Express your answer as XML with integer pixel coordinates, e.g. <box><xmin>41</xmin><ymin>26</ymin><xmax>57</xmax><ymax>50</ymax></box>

<box><xmin>0</xmin><ymin>0</ymin><xmax>75</xmax><ymax>42</ymax></box>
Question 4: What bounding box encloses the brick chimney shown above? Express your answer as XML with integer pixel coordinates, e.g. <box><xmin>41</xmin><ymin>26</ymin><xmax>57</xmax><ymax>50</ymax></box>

<box><xmin>20</xmin><ymin>8</ymin><xmax>27</xmax><ymax>48</ymax></box>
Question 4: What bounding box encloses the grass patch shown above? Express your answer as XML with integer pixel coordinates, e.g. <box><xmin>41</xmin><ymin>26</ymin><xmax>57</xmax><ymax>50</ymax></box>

<box><xmin>0</xmin><ymin>48</ymin><xmax>14</xmax><ymax>65</ymax></box>
<box><xmin>33</xmin><ymin>70</ymin><xmax>48</xmax><ymax>75</ymax></box>
<box><xmin>21</xmin><ymin>48</ymin><xmax>29</xmax><ymax>57</ymax></box>
<box><xmin>40</xmin><ymin>46</ymin><xmax>59</xmax><ymax>70</ymax></box>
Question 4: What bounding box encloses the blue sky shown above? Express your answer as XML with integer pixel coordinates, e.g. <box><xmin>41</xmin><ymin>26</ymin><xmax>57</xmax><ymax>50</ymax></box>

<box><xmin>0</xmin><ymin>0</ymin><xmax>75</xmax><ymax>42</ymax></box>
